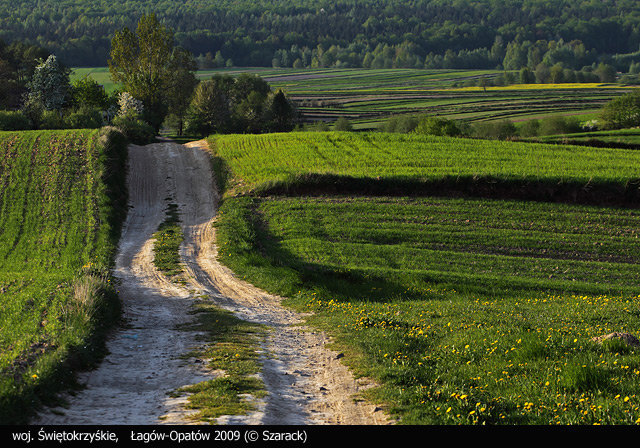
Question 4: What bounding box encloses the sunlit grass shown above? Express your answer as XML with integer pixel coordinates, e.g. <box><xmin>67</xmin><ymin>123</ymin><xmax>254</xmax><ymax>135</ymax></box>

<box><xmin>0</xmin><ymin>129</ymin><xmax>126</xmax><ymax>423</ymax></box>
<box><xmin>214</xmin><ymin>194</ymin><xmax>640</xmax><ymax>424</ymax></box>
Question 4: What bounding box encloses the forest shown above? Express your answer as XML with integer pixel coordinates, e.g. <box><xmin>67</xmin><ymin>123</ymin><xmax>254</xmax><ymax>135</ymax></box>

<box><xmin>2</xmin><ymin>0</ymin><xmax>640</xmax><ymax>72</ymax></box>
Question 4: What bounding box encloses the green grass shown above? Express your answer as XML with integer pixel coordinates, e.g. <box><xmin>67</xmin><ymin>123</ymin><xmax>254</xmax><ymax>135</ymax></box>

<box><xmin>210</xmin><ymin>131</ymin><xmax>640</xmax><ymax>424</ymax></box>
<box><xmin>172</xmin><ymin>302</ymin><xmax>266</xmax><ymax>423</ymax></box>
<box><xmin>208</xmin><ymin>132</ymin><xmax>640</xmax><ymax>207</ymax></box>
<box><xmin>0</xmin><ymin>128</ymin><xmax>128</xmax><ymax>423</ymax></box>
<box><xmin>530</xmin><ymin>128</ymin><xmax>640</xmax><ymax>147</ymax></box>
<box><xmin>152</xmin><ymin>203</ymin><xmax>184</xmax><ymax>279</ymax></box>
<box><xmin>215</xmin><ymin>194</ymin><xmax>640</xmax><ymax>425</ymax></box>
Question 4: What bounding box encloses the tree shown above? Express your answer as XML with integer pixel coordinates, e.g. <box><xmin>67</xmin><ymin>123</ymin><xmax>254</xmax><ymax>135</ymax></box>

<box><xmin>594</xmin><ymin>63</ymin><xmax>617</xmax><ymax>83</ymax></box>
<box><xmin>108</xmin><ymin>14</ymin><xmax>197</xmax><ymax>132</ymax></box>
<box><xmin>186</xmin><ymin>78</ymin><xmax>232</xmax><ymax>137</ymax></box>
<box><xmin>166</xmin><ymin>69</ymin><xmax>198</xmax><ymax>136</ymax></box>
<box><xmin>265</xmin><ymin>89</ymin><xmax>296</xmax><ymax>132</ymax></box>
<box><xmin>26</xmin><ymin>55</ymin><xmax>71</xmax><ymax>111</ymax></box>
<box><xmin>600</xmin><ymin>90</ymin><xmax>640</xmax><ymax>129</ymax></box>
<box><xmin>71</xmin><ymin>75</ymin><xmax>109</xmax><ymax>110</ymax></box>
<box><xmin>519</xmin><ymin>67</ymin><xmax>535</xmax><ymax>84</ymax></box>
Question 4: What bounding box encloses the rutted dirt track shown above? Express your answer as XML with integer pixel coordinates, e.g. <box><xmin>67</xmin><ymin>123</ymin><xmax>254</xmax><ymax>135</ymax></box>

<box><xmin>34</xmin><ymin>141</ymin><xmax>390</xmax><ymax>425</ymax></box>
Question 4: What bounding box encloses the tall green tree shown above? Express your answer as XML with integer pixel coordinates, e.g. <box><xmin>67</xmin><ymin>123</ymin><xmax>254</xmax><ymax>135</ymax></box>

<box><xmin>186</xmin><ymin>78</ymin><xmax>232</xmax><ymax>137</ymax></box>
<box><xmin>71</xmin><ymin>76</ymin><xmax>109</xmax><ymax>111</ymax></box>
<box><xmin>265</xmin><ymin>89</ymin><xmax>297</xmax><ymax>132</ymax></box>
<box><xmin>108</xmin><ymin>14</ymin><xmax>197</xmax><ymax>132</ymax></box>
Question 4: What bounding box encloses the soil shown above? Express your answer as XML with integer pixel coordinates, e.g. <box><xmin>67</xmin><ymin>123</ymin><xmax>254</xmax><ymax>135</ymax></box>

<box><xmin>32</xmin><ymin>140</ymin><xmax>391</xmax><ymax>425</ymax></box>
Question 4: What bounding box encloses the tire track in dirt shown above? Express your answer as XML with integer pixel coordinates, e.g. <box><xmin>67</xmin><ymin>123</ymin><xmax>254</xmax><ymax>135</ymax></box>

<box><xmin>32</xmin><ymin>140</ymin><xmax>391</xmax><ymax>425</ymax></box>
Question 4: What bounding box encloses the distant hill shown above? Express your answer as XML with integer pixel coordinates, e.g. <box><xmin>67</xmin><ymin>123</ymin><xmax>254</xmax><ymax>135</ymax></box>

<box><xmin>3</xmin><ymin>0</ymin><xmax>640</xmax><ymax>70</ymax></box>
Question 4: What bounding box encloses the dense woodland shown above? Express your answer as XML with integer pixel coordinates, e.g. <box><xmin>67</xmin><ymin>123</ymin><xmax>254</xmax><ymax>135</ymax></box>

<box><xmin>2</xmin><ymin>0</ymin><xmax>640</xmax><ymax>73</ymax></box>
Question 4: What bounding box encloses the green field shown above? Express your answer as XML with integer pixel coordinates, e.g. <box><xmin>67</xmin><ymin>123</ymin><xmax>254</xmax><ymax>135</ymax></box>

<box><xmin>72</xmin><ymin>67</ymin><xmax>632</xmax><ymax>131</ymax></box>
<box><xmin>212</xmin><ymin>131</ymin><xmax>640</xmax><ymax>424</ymax></box>
<box><xmin>209</xmin><ymin>132</ymin><xmax>640</xmax><ymax>200</ymax></box>
<box><xmin>0</xmin><ymin>128</ymin><xmax>127</xmax><ymax>423</ymax></box>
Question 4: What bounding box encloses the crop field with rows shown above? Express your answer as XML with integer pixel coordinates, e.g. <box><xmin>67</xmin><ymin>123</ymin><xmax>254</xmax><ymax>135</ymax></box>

<box><xmin>209</xmin><ymin>131</ymin><xmax>640</xmax><ymax>193</ymax></box>
<box><xmin>0</xmin><ymin>129</ymin><xmax>126</xmax><ymax>423</ymax></box>
<box><xmin>73</xmin><ymin>67</ymin><xmax>633</xmax><ymax>130</ymax></box>
<box><xmin>211</xmin><ymin>131</ymin><xmax>640</xmax><ymax>424</ymax></box>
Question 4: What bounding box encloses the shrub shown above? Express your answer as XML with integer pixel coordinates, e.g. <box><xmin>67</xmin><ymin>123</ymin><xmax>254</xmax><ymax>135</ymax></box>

<box><xmin>111</xmin><ymin>115</ymin><xmax>156</xmax><ymax>145</ymax></box>
<box><xmin>0</xmin><ymin>110</ymin><xmax>31</xmax><ymax>130</ymax></box>
<box><xmin>40</xmin><ymin>110</ymin><xmax>66</xmax><ymax>129</ymax></box>
<box><xmin>471</xmin><ymin>119</ymin><xmax>517</xmax><ymax>140</ymax></box>
<box><xmin>600</xmin><ymin>90</ymin><xmax>640</xmax><ymax>129</ymax></box>
<box><xmin>378</xmin><ymin>115</ymin><xmax>420</xmax><ymax>133</ymax></box>
<box><xmin>334</xmin><ymin>116</ymin><xmax>353</xmax><ymax>131</ymax></box>
<box><xmin>538</xmin><ymin>115</ymin><xmax>581</xmax><ymax>135</ymax></box>
<box><xmin>518</xmin><ymin>119</ymin><xmax>540</xmax><ymax>137</ymax></box>
<box><xmin>415</xmin><ymin>116</ymin><xmax>463</xmax><ymax>137</ymax></box>
<box><xmin>65</xmin><ymin>108</ymin><xmax>103</xmax><ymax>129</ymax></box>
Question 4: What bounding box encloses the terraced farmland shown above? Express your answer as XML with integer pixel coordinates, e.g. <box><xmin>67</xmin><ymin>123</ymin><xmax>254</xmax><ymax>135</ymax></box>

<box><xmin>212</xmin><ymin>131</ymin><xmax>640</xmax><ymax>424</ymax></box>
<box><xmin>73</xmin><ymin>67</ymin><xmax>633</xmax><ymax>130</ymax></box>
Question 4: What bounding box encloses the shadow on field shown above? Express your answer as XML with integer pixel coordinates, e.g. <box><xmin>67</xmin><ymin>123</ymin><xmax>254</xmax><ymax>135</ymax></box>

<box><xmin>220</xmin><ymin>197</ymin><xmax>438</xmax><ymax>304</ymax></box>
<box><xmin>253</xmin><ymin>173</ymin><xmax>640</xmax><ymax>209</ymax></box>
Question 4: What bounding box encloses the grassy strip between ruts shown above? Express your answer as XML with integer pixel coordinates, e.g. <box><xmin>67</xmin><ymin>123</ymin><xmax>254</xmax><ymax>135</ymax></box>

<box><xmin>0</xmin><ymin>127</ymin><xmax>128</xmax><ymax>424</ymax></box>
<box><xmin>152</xmin><ymin>203</ymin><xmax>184</xmax><ymax>280</ymax></box>
<box><xmin>150</xmin><ymin>203</ymin><xmax>267</xmax><ymax>423</ymax></box>
<box><xmin>170</xmin><ymin>302</ymin><xmax>266</xmax><ymax>423</ymax></box>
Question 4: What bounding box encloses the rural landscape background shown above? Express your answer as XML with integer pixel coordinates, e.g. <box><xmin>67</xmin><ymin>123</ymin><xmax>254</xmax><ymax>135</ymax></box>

<box><xmin>2</xmin><ymin>0</ymin><xmax>640</xmax><ymax>428</ymax></box>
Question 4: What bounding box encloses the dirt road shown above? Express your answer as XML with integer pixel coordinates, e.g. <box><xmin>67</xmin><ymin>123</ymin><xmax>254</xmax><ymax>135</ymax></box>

<box><xmin>33</xmin><ymin>141</ymin><xmax>390</xmax><ymax>425</ymax></box>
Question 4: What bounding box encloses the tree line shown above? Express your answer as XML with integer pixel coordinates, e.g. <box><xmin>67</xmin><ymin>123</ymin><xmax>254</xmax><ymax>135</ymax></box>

<box><xmin>0</xmin><ymin>15</ymin><xmax>297</xmax><ymax>141</ymax></box>
<box><xmin>2</xmin><ymin>0</ymin><xmax>640</xmax><ymax>74</ymax></box>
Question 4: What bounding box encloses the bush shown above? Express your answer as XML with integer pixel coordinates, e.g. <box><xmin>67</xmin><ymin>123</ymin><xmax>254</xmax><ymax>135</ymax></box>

<box><xmin>600</xmin><ymin>90</ymin><xmax>640</xmax><ymax>129</ymax></box>
<box><xmin>471</xmin><ymin>120</ymin><xmax>517</xmax><ymax>140</ymax></box>
<box><xmin>415</xmin><ymin>116</ymin><xmax>463</xmax><ymax>137</ymax></box>
<box><xmin>40</xmin><ymin>110</ymin><xmax>66</xmax><ymax>129</ymax></box>
<box><xmin>111</xmin><ymin>115</ymin><xmax>156</xmax><ymax>145</ymax></box>
<box><xmin>0</xmin><ymin>110</ymin><xmax>31</xmax><ymax>130</ymax></box>
<box><xmin>65</xmin><ymin>108</ymin><xmax>103</xmax><ymax>129</ymax></box>
<box><xmin>378</xmin><ymin>115</ymin><xmax>420</xmax><ymax>133</ymax></box>
<box><xmin>538</xmin><ymin>115</ymin><xmax>581</xmax><ymax>135</ymax></box>
<box><xmin>518</xmin><ymin>119</ymin><xmax>540</xmax><ymax>137</ymax></box>
<box><xmin>334</xmin><ymin>116</ymin><xmax>353</xmax><ymax>131</ymax></box>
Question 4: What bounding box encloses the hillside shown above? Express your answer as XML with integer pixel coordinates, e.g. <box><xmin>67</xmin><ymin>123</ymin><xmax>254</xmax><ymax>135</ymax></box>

<box><xmin>211</xmin><ymin>131</ymin><xmax>640</xmax><ymax>424</ymax></box>
<box><xmin>209</xmin><ymin>131</ymin><xmax>640</xmax><ymax>205</ymax></box>
<box><xmin>3</xmin><ymin>0</ymin><xmax>640</xmax><ymax>69</ymax></box>
<box><xmin>0</xmin><ymin>128</ymin><xmax>127</xmax><ymax>423</ymax></box>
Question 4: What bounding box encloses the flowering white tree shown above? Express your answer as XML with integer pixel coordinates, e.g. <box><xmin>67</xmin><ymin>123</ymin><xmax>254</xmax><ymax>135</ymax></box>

<box><xmin>117</xmin><ymin>92</ymin><xmax>144</xmax><ymax>117</ymax></box>
<box><xmin>26</xmin><ymin>55</ymin><xmax>71</xmax><ymax>111</ymax></box>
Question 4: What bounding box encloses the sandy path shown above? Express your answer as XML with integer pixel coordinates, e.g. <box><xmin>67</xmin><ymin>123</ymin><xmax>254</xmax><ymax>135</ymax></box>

<box><xmin>33</xmin><ymin>140</ymin><xmax>391</xmax><ymax>425</ymax></box>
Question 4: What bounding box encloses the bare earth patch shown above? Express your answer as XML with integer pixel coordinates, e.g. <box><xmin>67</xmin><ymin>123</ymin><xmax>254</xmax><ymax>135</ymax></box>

<box><xmin>33</xmin><ymin>140</ymin><xmax>391</xmax><ymax>425</ymax></box>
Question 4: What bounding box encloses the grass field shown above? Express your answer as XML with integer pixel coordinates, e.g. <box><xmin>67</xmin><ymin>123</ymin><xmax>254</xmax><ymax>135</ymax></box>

<box><xmin>208</xmin><ymin>132</ymin><xmax>640</xmax><ymax>205</ymax></box>
<box><xmin>0</xmin><ymin>128</ymin><xmax>127</xmax><ymax>423</ymax></box>
<box><xmin>211</xmin><ymin>131</ymin><xmax>640</xmax><ymax>424</ymax></box>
